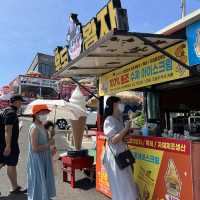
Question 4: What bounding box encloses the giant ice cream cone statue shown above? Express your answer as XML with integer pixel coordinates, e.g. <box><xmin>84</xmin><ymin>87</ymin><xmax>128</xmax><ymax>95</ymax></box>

<box><xmin>69</xmin><ymin>86</ymin><xmax>86</xmax><ymax>150</ymax></box>
<box><xmin>165</xmin><ymin>159</ymin><xmax>182</xmax><ymax>198</ymax></box>
<box><xmin>70</xmin><ymin>116</ymin><xmax>86</xmax><ymax>150</ymax></box>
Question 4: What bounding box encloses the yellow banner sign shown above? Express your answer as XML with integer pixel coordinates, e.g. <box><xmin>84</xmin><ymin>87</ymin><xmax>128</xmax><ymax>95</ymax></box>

<box><xmin>99</xmin><ymin>42</ymin><xmax>190</xmax><ymax>96</ymax></box>
<box><xmin>55</xmin><ymin>0</ymin><xmax>128</xmax><ymax>72</ymax></box>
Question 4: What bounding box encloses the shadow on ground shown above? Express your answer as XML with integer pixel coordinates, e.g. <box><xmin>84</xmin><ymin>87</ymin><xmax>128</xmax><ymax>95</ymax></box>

<box><xmin>0</xmin><ymin>193</ymin><xmax>27</xmax><ymax>200</ymax></box>
<box><xmin>75</xmin><ymin>178</ymin><xmax>96</xmax><ymax>190</ymax></box>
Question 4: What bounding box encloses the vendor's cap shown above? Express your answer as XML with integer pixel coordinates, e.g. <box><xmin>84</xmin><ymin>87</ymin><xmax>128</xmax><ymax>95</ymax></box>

<box><xmin>32</xmin><ymin>104</ymin><xmax>51</xmax><ymax>115</ymax></box>
<box><xmin>10</xmin><ymin>95</ymin><xmax>25</xmax><ymax>103</ymax></box>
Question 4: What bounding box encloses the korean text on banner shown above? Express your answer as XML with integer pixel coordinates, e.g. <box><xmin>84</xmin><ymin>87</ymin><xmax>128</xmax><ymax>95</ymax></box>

<box><xmin>99</xmin><ymin>42</ymin><xmax>190</xmax><ymax>96</ymax></box>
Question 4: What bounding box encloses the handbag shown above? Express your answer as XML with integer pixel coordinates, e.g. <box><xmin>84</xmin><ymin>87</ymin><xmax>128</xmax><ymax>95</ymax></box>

<box><xmin>108</xmin><ymin>142</ymin><xmax>135</xmax><ymax>170</ymax></box>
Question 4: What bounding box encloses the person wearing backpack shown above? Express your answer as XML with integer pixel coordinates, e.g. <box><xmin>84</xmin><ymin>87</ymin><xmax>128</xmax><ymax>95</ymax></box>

<box><xmin>0</xmin><ymin>95</ymin><xmax>26</xmax><ymax>194</ymax></box>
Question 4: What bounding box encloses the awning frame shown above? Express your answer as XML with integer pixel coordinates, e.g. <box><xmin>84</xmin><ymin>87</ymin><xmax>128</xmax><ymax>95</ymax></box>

<box><xmin>55</xmin><ymin>29</ymin><xmax>200</xmax><ymax>97</ymax></box>
<box><xmin>70</xmin><ymin>77</ymin><xmax>99</xmax><ymax>100</ymax></box>
<box><xmin>55</xmin><ymin>29</ymin><xmax>188</xmax><ymax>77</ymax></box>
<box><xmin>132</xmin><ymin>32</ymin><xmax>200</xmax><ymax>76</ymax></box>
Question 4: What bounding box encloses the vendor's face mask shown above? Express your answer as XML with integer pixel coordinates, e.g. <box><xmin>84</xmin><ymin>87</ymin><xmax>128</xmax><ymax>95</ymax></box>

<box><xmin>118</xmin><ymin>103</ymin><xmax>125</xmax><ymax>113</ymax></box>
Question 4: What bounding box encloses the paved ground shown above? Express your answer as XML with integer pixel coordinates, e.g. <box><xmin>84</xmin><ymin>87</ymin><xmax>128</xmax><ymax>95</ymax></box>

<box><xmin>0</xmin><ymin>119</ymin><xmax>109</xmax><ymax>200</ymax></box>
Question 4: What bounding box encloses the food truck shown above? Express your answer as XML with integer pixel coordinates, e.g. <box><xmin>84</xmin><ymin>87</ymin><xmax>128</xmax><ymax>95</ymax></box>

<box><xmin>54</xmin><ymin>0</ymin><xmax>200</xmax><ymax>199</ymax></box>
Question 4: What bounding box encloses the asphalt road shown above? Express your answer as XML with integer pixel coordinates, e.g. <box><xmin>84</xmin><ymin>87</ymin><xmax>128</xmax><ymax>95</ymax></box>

<box><xmin>0</xmin><ymin>119</ymin><xmax>109</xmax><ymax>200</ymax></box>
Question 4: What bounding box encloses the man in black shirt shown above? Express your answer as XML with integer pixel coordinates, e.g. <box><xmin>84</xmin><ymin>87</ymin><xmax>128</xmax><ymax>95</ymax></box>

<box><xmin>0</xmin><ymin>95</ymin><xmax>25</xmax><ymax>194</ymax></box>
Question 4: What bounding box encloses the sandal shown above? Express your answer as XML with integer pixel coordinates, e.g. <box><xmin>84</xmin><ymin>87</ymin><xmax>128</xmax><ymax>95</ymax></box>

<box><xmin>10</xmin><ymin>186</ymin><xmax>25</xmax><ymax>194</ymax></box>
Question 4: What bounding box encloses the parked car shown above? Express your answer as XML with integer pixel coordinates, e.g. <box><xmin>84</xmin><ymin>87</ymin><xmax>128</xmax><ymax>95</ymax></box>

<box><xmin>56</xmin><ymin>118</ymin><xmax>69</xmax><ymax>130</ymax></box>
<box><xmin>56</xmin><ymin>108</ymin><xmax>97</xmax><ymax>130</ymax></box>
<box><xmin>86</xmin><ymin>108</ymin><xmax>97</xmax><ymax>129</ymax></box>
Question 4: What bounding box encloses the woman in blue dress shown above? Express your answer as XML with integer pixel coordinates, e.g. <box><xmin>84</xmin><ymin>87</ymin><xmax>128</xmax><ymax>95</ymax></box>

<box><xmin>27</xmin><ymin>104</ymin><xmax>56</xmax><ymax>200</ymax></box>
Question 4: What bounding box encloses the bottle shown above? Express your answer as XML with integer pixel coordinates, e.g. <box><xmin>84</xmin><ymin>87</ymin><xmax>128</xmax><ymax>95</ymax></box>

<box><xmin>142</xmin><ymin>123</ymin><xmax>149</xmax><ymax>136</ymax></box>
<box><xmin>168</xmin><ymin>130</ymin><xmax>173</xmax><ymax>138</ymax></box>
<box><xmin>162</xmin><ymin>129</ymin><xmax>168</xmax><ymax>137</ymax></box>
<box><xmin>184</xmin><ymin>130</ymin><xmax>190</xmax><ymax>139</ymax></box>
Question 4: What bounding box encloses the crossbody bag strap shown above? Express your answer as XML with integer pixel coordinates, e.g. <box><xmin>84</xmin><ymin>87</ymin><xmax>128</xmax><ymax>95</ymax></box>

<box><xmin>107</xmin><ymin>139</ymin><xmax>117</xmax><ymax>157</ymax></box>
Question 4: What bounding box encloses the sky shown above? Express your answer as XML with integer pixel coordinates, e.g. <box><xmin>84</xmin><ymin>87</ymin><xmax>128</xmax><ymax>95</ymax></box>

<box><xmin>0</xmin><ymin>0</ymin><xmax>200</xmax><ymax>87</ymax></box>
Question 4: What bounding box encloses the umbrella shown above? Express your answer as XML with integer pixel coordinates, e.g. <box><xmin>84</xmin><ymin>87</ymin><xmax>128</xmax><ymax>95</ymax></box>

<box><xmin>24</xmin><ymin>99</ymin><xmax>86</xmax><ymax>121</ymax></box>
<box><xmin>59</xmin><ymin>78</ymin><xmax>74</xmax><ymax>84</ymax></box>
<box><xmin>116</xmin><ymin>91</ymin><xmax>143</xmax><ymax>103</ymax></box>
<box><xmin>79</xmin><ymin>78</ymin><xmax>96</xmax><ymax>87</ymax></box>
<box><xmin>86</xmin><ymin>91</ymin><xmax>143</xmax><ymax>108</ymax></box>
<box><xmin>87</xmin><ymin>96</ymin><xmax>99</xmax><ymax>108</ymax></box>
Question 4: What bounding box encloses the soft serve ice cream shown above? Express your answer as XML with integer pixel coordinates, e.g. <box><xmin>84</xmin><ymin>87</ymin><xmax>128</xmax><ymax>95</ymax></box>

<box><xmin>69</xmin><ymin>86</ymin><xmax>86</xmax><ymax>111</ymax></box>
<box><xmin>69</xmin><ymin>86</ymin><xmax>87</xmax><ymax>150</ymax></box>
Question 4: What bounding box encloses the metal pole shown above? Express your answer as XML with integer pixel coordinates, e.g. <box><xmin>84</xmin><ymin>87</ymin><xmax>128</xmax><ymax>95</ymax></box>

<box><xmin>53</xmin><ymin>105</ymin><xmax>57</xmax><ymax>124</ymax></box>
<box><xmin>132</xmin><ymin>33</ymin><xmax>200</xmax><ymax>76</ymax></box>
<box><xmin>70</xmin><ymin>77</ymin><xmax>99</xmax><ymax>100</ymax></box>
<box><xmin>39</xmin><ymin>87</ymin><xmax>42</xmax><ymax>97</ymax></box>
<box><xmin>181</xmin><ymin>0</ymin><xmax>186</xmax><ymax>18</ymax></box>
<box><xmin>18</xmin><ymin>82</ymin><xmax>22</xmax><ymax>95</ymax></box>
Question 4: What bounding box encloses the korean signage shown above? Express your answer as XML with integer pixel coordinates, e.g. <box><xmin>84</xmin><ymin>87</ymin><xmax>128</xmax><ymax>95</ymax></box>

<box><xmin>187</xmin><ymin>20</ymin><xmax>200</xmax><ymax>66</ymax></box>
<box><xmin>66</xmin><ymin>14</ymin><xmax>83</xmax><ymax>60</ymax></box>
<box><xmin>99</xmin><ymin>42</ymin><xmax>190</xmax><ymax>96</ymax></box>
<box><xmin>96</xmin><ymin>135</ymin><xmax>112</xmax><ymax>198</ymax></box>
<box><xmin>129</xmin><ymin>136</ymin><xmax>193</xmax><ymax>200</ymax></box>
<box><xmin>96</xmin><ymin>135</ymin><xmax>193</xmax><ymax>200</ymax></box>
<box><xmin>54</xmin><ymin>0</ymin><xmax>128</xmax><ymax>72</ymax></box>
<box><xmin>19</xmin><ymin>76</ymin><xmax>59</xmax><ymax>91</ymax></box>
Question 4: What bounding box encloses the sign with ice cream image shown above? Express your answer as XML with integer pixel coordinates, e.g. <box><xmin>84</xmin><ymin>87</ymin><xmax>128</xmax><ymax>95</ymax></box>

<box><xmin>69</xmin><ymin>86</ymin><xmax>87</xmax><ymax>151</ymax></box>
<box><xmin>96</xmin><ymin>136</ymin><xmax>194</xmax><ymax>200</ymax></box>
<box><xmin>195</xmin><ymin>29</ymin><xmax>200</xmax><ymax>57</ymax></box>
<box><xmin>187</xmin><ymin>20</ymin><xmax>200</xmax><ymax>65</ymax></box>
<box><xmin>164</xmin><ymin>159</ymin><xmax>182</xmax><ymax>200</ymax></box>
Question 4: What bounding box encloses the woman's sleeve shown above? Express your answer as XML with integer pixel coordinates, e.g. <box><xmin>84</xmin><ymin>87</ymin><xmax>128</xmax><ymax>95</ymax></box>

<box><xmin>104</xmin><ymin>118</ymin><xmax>117</xmax><ymax>139</ymax></box>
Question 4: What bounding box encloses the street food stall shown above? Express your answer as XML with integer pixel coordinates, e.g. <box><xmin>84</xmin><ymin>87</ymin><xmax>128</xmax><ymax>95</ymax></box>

<box><xmin>9</xmin><ymin>75</ymin><xmax>59</xmax><ymax>103</ymax></box>
<box><xmin>53</xmin><ymin>0</ymin><xmax>200</xmax><ymax>199</ymax></box>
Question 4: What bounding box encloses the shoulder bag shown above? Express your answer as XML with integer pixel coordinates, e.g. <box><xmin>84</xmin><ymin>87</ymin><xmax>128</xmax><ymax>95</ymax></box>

<box><xmin>108</xmin><ymin>142</ymin><xmax>135</xmax><ymax>170</ymax></box>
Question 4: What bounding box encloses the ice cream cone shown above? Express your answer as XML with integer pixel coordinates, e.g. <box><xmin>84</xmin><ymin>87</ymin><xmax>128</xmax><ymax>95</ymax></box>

<box><xmin>71</xmin><ymin>116</ymin><xmax>86</xmax><ymax>150</ymax></box>
<box><xmin>69</xmin><ymin>86</ymin><xmax>87</xmax><ymax>150</ymax></box>
<box><xmin>69</xmin><ymin>86</ymin><xmax>86</xmax><ymax>111</ymax></box>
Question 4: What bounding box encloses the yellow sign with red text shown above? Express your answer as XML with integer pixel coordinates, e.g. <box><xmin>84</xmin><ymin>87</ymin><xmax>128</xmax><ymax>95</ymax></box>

<box><xmin>130</xmin><ymin>146</ymin><xmax>163</xmax><ymax>200</ymax></box>
<box><xmin>55</xmin><ymin>0</ymin><xmax>128</xmax><ymax>72</ymax></box>
<box><xmin>96</xmin><ymin>135</ymin><xmax>193</xmax><ymax>200</ymax></box>
<box><xmin>99</xmin><ymin>42</ymin><xmax>190</xmax><ymax>96</ymax></box>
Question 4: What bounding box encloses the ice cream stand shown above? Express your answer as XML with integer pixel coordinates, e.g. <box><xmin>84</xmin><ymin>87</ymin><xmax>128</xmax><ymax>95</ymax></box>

<box><xmin>54</xmin><ymin>0</ymin><xmax>200</xmax><ymax>199</ymax></box>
